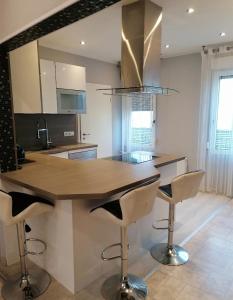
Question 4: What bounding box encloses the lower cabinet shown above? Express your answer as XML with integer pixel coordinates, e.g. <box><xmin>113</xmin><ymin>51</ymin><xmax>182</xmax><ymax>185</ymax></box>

<box><xmin>50</xmin><ymin>148</ymin><xmax>97</xmax><ymax>161</ymax></box>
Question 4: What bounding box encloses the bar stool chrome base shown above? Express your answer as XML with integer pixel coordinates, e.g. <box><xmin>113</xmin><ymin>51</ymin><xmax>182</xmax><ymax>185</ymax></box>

<box><xmin>2</xmin><ymin>266</ymin><xmax>51</xmax><ymax>300</ymax></box>
<box><xmin>150</xmin><ymin>243</ymin><xmax>189</xmax><ymax>266</ymax></box>
<box><xmin>101</xmin><ymin>274</ymin><xmax>147</xmax><ymax>300</ymax></box>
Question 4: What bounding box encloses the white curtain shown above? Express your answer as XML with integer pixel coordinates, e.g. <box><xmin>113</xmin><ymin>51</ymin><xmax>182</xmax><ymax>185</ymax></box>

<box><xmin>197</xmin><ymin>46</ymin><xmax>233</xmax><ymax>197</ymax></box>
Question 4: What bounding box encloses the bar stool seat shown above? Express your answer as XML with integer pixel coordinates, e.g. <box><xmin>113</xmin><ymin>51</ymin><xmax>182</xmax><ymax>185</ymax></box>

<box><xmin>0</xmin><ymin>191</ymin><xmax>54</xmax><ymax>300</ymax></box>
<box><xmin>91</xmin><ymin>179</ymin><xmax>160</xmax><ymax>300</ymax></box>
<box><xmin>150</xmin><ymin>170</ymin><xmax>205</xmax><ymax>266</ymax></box>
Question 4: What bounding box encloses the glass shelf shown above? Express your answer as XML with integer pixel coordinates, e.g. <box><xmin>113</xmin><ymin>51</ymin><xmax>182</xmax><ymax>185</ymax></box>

<box><xmin>97</xmin><ymin>86</ymin><xmax>179</xmax><ymax>97</ymax></box>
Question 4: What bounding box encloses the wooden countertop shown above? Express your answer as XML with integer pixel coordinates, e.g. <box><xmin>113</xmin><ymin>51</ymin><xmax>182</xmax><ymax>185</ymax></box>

<box><xmin>0</xmin><ymin>152</ymin><xmax>185</xmax><ymax>201</ymax></box>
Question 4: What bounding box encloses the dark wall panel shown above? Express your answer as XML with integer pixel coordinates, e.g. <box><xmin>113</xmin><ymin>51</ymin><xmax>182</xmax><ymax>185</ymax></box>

<box><xmin>0</xmin><ymin>48</ymin><xmax>17</xmax><ymax>172</ymax></box>
<box><xmin>14</xmin><ymin>114</ymin><xmax>77</xmax><ymax>150</ymax></box>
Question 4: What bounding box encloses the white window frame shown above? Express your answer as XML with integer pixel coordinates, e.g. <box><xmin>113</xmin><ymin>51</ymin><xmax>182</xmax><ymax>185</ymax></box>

<box><xmin>208</xmin><ymin>69</ymin><xmax>233</xmax><ymax>153</ymax></box>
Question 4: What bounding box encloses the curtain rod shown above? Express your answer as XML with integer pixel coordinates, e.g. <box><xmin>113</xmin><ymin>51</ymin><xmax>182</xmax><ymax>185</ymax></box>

<box><xmin>202</xmin><ymin>45</ymin><xmax>233</xmax><ymax>55</ymax></box>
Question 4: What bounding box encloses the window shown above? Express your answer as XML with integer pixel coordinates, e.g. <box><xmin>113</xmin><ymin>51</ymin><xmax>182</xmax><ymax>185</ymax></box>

<box><xmin>215</xmin><ymin>75</ymin><xmax>233</xmax><ymax>151</ymax></box>
<box><xmin>130</xmin><ymin>97</ymin><xmax>155</xmax><ymax>151</ymax></box>
<box><xmin>131</xmin><ymin>111</ymin><xmax>154</xmax><ymax>150</ymax></box>
<box><xmin>122</xmin><ymin>95</ymin><xmax>156</xmax><ymax>153</ymax></box>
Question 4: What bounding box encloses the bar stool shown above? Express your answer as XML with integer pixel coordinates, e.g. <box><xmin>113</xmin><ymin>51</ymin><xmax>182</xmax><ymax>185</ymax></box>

<box><xmin>150</xmin><ymin>170</ymin><xmax>204</xmax><ymax>266</ymax></box>
<box><xmin>0</xmin><ymin>190</ymin><xmax>54</xmax><ymax>300</ymax></box>
<box><xmin>91</xmin><ymin>179</ymin><xmax>160</xmax><ymax>300</ymax></box>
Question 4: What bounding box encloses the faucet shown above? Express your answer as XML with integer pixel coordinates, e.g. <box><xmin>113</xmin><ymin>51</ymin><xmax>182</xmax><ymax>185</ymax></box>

<box><xmin>36</xmin><ymin>118</ymin><xmax>52</xmax><ymax>150</ymax></box>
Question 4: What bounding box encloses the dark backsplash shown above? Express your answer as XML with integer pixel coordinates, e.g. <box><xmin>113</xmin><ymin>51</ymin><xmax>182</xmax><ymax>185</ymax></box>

<box><xmin>14</xmin><ymin>114</ymin><xmax>77</xmax><ymax>150</ymax></box>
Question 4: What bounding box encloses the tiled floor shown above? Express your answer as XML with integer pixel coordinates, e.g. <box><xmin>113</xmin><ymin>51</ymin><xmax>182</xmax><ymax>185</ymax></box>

<box><xmin>1</xmin><ymin>193</ymin><xmax>233</xmax><ymax>299</ymax></box>
<box><xmin>146</xmin><ymin>199</ymin><xmax>233</xmax><ymax>300</ymax></box>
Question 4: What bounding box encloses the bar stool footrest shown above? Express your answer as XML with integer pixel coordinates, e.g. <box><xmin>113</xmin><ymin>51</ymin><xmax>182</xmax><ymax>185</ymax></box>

<box><xmin>101</xmin><ymin>243</ymin><xmax>122</xmax><ymax>261</ymax></box>
<box><xmin>152</xmin><ymin>218</ymin><xmax>169</xmax><ymax>230</ymax></box>
<box><xmin>25</xmin><ymin>238</ymin><xmax>47</xmax><ymax>255</ymax></box>
<box><xmin>152</xmin><ymin>224</ymin><xmax>169</xmax><ymax>230</ymax></box>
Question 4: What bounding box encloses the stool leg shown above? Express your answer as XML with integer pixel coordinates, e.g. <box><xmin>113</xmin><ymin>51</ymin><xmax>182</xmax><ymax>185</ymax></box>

<box><xmin>121</xmin><ymin>226</ymin><xmax>128</xmax><ymax>282</ymax></box>
<box><xmin>1</xmin><ymin>221</ymin><xmax>51</xmax><ymax>300</ymax></box>
<box><xmin>150</xmin><ymin>203</ymin><xmax>189</xmax><ymax>266</ymax></box>
<box><xmin>101</xmin><ymin>226</ymin><xmax>147</xmax><ymax>300</ymax></box>
<box><xmin>167</xmin><ymin>203</ymin><xmax>175</xmax><ymax>249</ymax></box>
<box><xmin>17</xmin><ymin>221</ymin><xmax>29</xmax><ymax>290</ymax></box>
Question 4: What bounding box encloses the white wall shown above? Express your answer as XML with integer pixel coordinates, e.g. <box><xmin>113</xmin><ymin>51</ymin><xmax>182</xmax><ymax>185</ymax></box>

<box><xmin>0</xmin><ymin>0</ymin><xmax>78</xmax><ymax>43</ymax></box>
<box><xmin>157</xmin><ymin>53</ymin><xmax>202</xmax><ymax>170</ymax></box>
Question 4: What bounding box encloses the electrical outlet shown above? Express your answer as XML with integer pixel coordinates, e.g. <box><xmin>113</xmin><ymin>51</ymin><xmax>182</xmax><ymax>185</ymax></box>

<box><xmin>64</xmin><ymin>131</ymin><xmax>74</xmax><ymax>137</ymax></box>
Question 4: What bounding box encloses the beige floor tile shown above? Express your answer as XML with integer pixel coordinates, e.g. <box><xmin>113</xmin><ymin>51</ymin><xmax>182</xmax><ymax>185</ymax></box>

<box><xmin>198</xmin><ymin>273</ymin><xmax>233</xmax><ymax>298</ymax></box>
<box><xmin>176</xmin><ymin>284</ymin><xmax>219</xmax><ymax>300</ymax></box>
<box><xmin>209</xmin><ymin>214</ymin><xmax>233</xmax><ymax>229</ymax></box>
<box><xmin>223</xmin><ymin>283</ymin><xmax>233</xmax><ymax>300</ymax></box>
<box><xmin>147</xmin><ymin>270</ymin><xmax>167</xmax><ymax>288</ymax></box>
<box><xmin>168</xmin><ymin>265</ymin><xmax>207</xmax><ymax>290</ymax></box>
<box><xmin>183</xmin><ymin>240</ymin><xmax>202</xmax><ymax>256</ymax></box>
<box><xmin>158</xmin><ymin>264</ymin><xmax>177</xmax><ymax>276</ymax></box>
<box><xmin>38</xmin><ymin>279</ymin><xmax>75</xmax><ymax>300</ymax></box>
<box><xmin>75</xmin><ymin>290</ymin><xmax>101</xmax><ymax>300</ymax></box>
<box><xmin>148</xmin><ymin>282</ymin><xmax>180</xmax><ymax>300</ymax></box>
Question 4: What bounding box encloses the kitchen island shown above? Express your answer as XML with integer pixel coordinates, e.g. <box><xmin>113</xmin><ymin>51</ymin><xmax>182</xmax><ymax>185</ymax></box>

<box><xmin>0</xmin><ymin>152</ymin><xmax>186</xmax><ymax>293</ymax></box>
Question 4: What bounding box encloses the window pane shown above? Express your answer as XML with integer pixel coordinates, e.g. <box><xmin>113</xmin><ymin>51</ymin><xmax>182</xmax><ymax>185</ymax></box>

<box><xmin>131</xmin><ymin>111</ymin><xmax>154</xmax><ymax>150</ymax></box>
<box><xmin>216</xmin><ymin>76</ymin><xmax>233</xmax><ymax>151</ymax></box>
<box><xmin>131</xmin><ymin>111</ymin><xmax>153</xmax><ymax>128</ymax></box>
<box><xmin>217</xmin><ymin>77</ymin><xmax>233</xmax><ymax>130</ymax></box>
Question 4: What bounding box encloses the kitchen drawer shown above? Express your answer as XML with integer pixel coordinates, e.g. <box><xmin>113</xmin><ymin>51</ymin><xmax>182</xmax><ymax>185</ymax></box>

<box><xmin>68</xmin><ymin>149</ymin><xmax>97</xmax><ymax>160</ymax></box>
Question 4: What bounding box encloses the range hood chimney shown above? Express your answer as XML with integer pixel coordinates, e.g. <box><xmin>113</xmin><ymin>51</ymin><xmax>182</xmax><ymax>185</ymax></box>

<box><xmin>122</xmin><ymin>0</ymin><xmax>161</xmax><ymax>89</ymax></box>
<box><xmin>98</xmin><ymin>0</ymin><xmax>178</xmax><ymax>96</ymax></box>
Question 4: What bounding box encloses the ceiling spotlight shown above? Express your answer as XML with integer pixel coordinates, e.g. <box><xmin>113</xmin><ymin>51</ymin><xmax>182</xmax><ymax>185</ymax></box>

<box><xmin>187</xmin><ymin>8</ymin><xmax>195</xmax><ymax>14</ymax></box>
<box><xmin>220</xmin><ymin>32</ymin><xmax>226</xmax><ymax>37</ymax></box>
<box><xmin>165</xmin><ymin>44</ymin><xmax>170</xmax><ymax>49</ymax></box>
<box><xmin>80</xmin><ymin>40</ymin><xmax>86</xmax><ymax>45</ymax></box>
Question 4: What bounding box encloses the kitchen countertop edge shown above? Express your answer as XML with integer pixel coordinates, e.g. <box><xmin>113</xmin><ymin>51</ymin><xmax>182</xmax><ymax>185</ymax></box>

<box><xmin>0</xmin><ymin>152</ymin><xmax>186</xmax><ymax>201</ymax></box>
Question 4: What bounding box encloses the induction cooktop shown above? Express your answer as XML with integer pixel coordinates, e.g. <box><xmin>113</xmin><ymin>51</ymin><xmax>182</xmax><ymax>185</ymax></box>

<box><xmin>106</xmin><ymin>151</ymin><xmax>158</xmax><ymax>164</ymax></box>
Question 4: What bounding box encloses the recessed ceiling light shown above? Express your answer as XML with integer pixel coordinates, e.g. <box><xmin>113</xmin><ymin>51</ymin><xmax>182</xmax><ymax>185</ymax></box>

<box><xmin>165</xmin><ymin>44</ymin><xmax>170</xmax><ymax>49</ymax></box>
<box><xmin>220</xmin><ymin>32</ymin><xmax>226</xmax><ymax>37</ymax></box>
<box><xmin>187</xmin><ymin>8</ymin><xmax>195</xmax><ymax>14</ymax></box>
<box><xmin>80</xmin><ymin>40</ymin><xmax>86</xmax><ymax>45</ymax></box>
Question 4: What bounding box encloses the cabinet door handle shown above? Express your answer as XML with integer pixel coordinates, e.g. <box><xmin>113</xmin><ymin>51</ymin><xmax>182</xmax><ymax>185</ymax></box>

<box><xmin>82</xmin><ymin>133</ymin><xmax>91</xmax><ymax>136</ymax></box>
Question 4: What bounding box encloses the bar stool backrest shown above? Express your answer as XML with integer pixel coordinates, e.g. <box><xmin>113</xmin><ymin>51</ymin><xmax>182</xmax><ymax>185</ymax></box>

<box><xmin>171</xmin><ymin>170</ymin><xmax>205</xmax><ymax>204</ymax></box>
<box><xmin>0</xmin><ymin>191</ymin><xmax>54</xmax><ymax>226</ymax></box>
<box><xmin>120</xmin><ymin>180</ymin><xmax>160</xmax><ymax>226</ymax></box>
<box><xmin>0</xmin><ymin>191</ymin><xmax>12</xmax><ymax>225</ymax></box>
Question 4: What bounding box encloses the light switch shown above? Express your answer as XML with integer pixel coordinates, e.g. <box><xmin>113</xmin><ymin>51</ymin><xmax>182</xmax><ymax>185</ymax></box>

<box><xmin>64</xmin><ymin>131</ymin><xmax>75</xmax><ymax>137</ymax></box>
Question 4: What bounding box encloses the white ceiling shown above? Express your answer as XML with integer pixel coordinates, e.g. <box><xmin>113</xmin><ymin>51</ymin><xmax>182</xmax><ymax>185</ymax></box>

<box><xmin>39</xmin><ymin>0</ymin><xmax>233</xmax><ymax>63</ymax></box>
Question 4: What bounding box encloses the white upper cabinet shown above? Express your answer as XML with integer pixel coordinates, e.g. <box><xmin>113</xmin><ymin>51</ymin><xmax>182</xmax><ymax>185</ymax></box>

<box><xmin>10</xmin><ymin>44</ymin><xmax>86</xmax><ymax>114</ymax></box>
<box><xmin>40</xmin><ymin>59</ymin><xmax>57</xmax><ymax>113</ymax></box>
<box><xmin>55</xmin><ymin>62</ymin><xmax>86</xmax><ymax>91</ymax></box>
<box><xmin>10</xmin><ymin>41</ymin><xmax>42</xmax><ymax>113</ymax></box>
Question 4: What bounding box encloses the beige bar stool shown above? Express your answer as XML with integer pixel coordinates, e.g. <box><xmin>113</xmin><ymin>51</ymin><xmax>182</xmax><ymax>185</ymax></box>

<box><xmin>91</xmin><ymin>179</ymin><xmax>160</xmax><ymax>300</ymax></box>
<box><xmin>150</xmin><ymin>170</ymin><xmax>204</xmax><ymax>266</ymax></box>
<box><xmin>0</xmin><ymin>190</ymin><xmax>54</xmax><ymax>300</ymax></box>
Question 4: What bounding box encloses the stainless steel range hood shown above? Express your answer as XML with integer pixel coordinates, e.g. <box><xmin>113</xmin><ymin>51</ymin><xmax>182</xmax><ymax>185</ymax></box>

<box><xmin>98</xmin><ymin>0</ymin><xmax>178</xmax><ymax>96</ymax></box>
